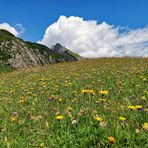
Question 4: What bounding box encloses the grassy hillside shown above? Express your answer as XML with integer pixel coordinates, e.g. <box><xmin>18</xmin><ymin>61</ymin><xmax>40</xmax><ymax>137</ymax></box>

<box><xmin>0</xmin><ymin>58</ymin><xmax>148</xmax><ymax>147</ymax></box>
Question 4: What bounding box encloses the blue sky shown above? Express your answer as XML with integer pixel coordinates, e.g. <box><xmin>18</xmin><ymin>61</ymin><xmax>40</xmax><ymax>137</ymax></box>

<box><xmin>0</xmin><ymin>0</ymin><xmax>148</xmax><ymax>41</ymax></box>
<box><xmin>0</xmin><ymin>0</ymin><xmax>148</xmax><ymax>57</ymax></box>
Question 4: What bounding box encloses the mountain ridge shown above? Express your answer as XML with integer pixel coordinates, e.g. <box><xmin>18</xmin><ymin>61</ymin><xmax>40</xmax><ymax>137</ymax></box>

<box><xmin>0</xmin><ymin>29</ymin><xmax>80</xmax><ymax>68</ymax></box>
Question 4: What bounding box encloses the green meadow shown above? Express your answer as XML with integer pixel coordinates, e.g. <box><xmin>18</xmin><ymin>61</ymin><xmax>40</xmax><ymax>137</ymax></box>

<box><xmin>0</xmin><ymin>58</ymin><xmax>148</xmax><ymax>147</ymax></box>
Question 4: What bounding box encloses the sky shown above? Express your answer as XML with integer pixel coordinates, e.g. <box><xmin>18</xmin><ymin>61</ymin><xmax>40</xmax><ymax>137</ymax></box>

<box><xmin>0</xmin><ymin>0</ymin><xmax>148</xmax><ymax>57</ymax></box>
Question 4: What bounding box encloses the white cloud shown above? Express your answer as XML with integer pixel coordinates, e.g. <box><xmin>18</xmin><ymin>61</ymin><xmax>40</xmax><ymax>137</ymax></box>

<box><xmin>15</xmin><ymin>23</ymin><xmax>26</xmax><ymax>35</ymax></box>
<box><xmin>39</xmin><ymin>15</ymin><xmax>148</xmax><ymax>57</ymax></box>
<box><xmin>0</xmin><ymin>23</ymin><xmax>24</xmax><ymax>36</ymax></box>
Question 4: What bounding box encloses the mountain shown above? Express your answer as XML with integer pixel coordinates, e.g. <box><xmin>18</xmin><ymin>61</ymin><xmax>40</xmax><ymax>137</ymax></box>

<box><xmin>0</xmin><ymin>29</ymin><xmax>80</xmax><ymax>68</ymax></box>
<box><xmin>51</xmin><ymin>43</ymin><xmax>81</xmax><ymax>60</ymax></box>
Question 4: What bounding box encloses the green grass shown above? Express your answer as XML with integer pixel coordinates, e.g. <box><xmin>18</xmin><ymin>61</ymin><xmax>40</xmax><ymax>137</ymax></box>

<box><xmin>0</xmin><ymin>64</ymin><xmax>14</xmax><ymax>73</ymax></box>
<box><xmin>0</xmin><ymin>58</ymin><xmax>148</xmax><ymax>147</ymax></box>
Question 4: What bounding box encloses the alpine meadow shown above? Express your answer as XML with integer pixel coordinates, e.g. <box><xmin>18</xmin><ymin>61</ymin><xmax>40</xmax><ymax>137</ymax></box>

<box><xmin>0</xmin><ymin>58</ymin><xmax>148</xmax><ymax>147</ymax></box>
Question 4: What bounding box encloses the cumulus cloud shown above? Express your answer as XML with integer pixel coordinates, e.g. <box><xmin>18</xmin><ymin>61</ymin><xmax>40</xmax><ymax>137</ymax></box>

<box><xmin>39</xmin><ymin>16</ymin><xmax>148</xmax><ymax>57</ymax></box>
<box><xmin>0</xmin><ymin>23</ymin><xmax>24</xmax><ymax>36</ymax></box>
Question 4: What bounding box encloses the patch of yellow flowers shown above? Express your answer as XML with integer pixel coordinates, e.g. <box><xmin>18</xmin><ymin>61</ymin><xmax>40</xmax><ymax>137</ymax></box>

<box><xmin>128</xmin><ymin>105</ymin><xmax>143</xmax><ymax>110</ymax></box>
<box><xmin>81</xmin><ymin>89</ymin><xmax>95</xmax><ymax>95</ymax></box>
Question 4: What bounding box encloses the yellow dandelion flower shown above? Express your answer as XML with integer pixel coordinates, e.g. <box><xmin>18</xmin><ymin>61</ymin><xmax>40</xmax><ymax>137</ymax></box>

<box><xmin>135</xmin><ymin>105</ymin><xmax>143</xmax><ymax>110</ymax></box>
<box><xmin>81</xmin><ymin>89</ymin><xmax>95</xmax><ymax>94</ymax></box>
<box><xmin>81</xmin><ymin>90</ymin><xmax>86</xmax><ymax>93</ymax></box>
<box><xmin>143</xmin><ymin>122</ymin><xmax>148</xmax><ymax>131</ymax></box>
<box><xmin>96</xmin><ymin>117</ymin><xmax>103</xmax><ymax>122</ymax></box>
<box><xmin>99</xmin><ymin>90</ymin><xmax>108</xmax><ymax>95</ymax></box>
<box><xmin>119</xmin><ymin>116</ymin><xmax>126</xmax><ymax>122</ymax></box>
<box><xmin>108</xmin><ymin>136</ymin><xmax>116</xmax><ymax>144</ymax></box>
<box><xmin>55</xmin><ymin>115</ymin><xmax>64</xmax><ymax>120</ymax></box>
<box><xmin>128</xmin><ymin>105</ymin><xmax>136</xmax><ymax>110</ymax></box>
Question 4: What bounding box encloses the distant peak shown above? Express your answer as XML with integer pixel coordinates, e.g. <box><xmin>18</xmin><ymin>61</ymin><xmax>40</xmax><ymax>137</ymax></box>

<box><xmin>53</xmin><ymin>43</ymin><xmax>62</xmax><ymax>48</ymax></box>
<box><xmin>55</xmin><ymin>43</ymin><xmax>62</xmax><ymax>46</ymax></box>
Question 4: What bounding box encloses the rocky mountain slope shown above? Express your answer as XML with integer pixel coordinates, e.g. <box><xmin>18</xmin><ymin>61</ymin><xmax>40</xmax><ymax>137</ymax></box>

<box><xmin>0</xmin><ymin>29</ymin><xmax>80</xmax><ymax>68</ymax></box>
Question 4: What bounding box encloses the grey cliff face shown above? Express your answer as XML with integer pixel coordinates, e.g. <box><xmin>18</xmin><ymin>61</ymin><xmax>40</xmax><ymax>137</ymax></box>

<box><xmin>0</xmin><ymin>29</ymin><xmax>79</xmax><ymax>68</ymax></box>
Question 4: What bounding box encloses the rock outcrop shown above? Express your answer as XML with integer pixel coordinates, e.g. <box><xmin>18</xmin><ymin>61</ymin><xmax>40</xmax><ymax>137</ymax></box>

<box><xmin>0</xmin><ymin>29</ymin><xmax>79</xmax><ymax>68</ymax></box>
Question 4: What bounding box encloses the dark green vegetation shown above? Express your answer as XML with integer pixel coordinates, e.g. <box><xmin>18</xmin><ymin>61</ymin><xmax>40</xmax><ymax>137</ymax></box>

<box><xmin>0</xmin><ymin>58</ymin><xmax>148</xmax><ymax>147</ymax></box>
<box><xmin>0</xmin><ymin>64</ymin><xmax>13</xmax><ymax>73</ymax></box>
<box><xmin>0</xmin><ymin>50</ymin><xmax>12</xmax><ymax>61</ymax></box>
<box><xmin>0</xmin><ymin>29</ymin><xmax>15</xmax><ymax>38</ymax></box>
<box><xmin>0</xmin><ymin>30</ymin><xmax>14</xmax><ymax>64</ymax></box>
